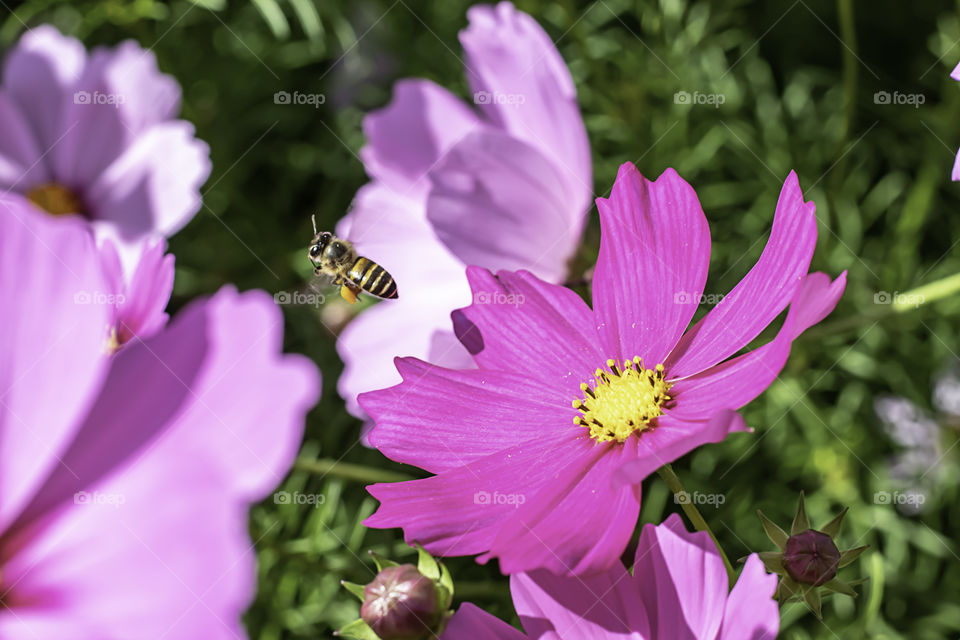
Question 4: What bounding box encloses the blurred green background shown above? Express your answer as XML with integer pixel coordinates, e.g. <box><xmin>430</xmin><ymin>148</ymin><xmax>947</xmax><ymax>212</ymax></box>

<box><xmin>4</xmin><ymin>0</ymin><xmax>960</xmax><ymax>637</ymax></box>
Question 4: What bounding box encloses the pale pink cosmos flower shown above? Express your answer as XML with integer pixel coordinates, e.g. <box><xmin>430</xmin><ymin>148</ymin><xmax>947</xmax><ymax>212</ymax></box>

<box><xmin>443</xmin><ymin>514</ymin><xmax>779</xmax><ymax>639</ymax></box>
<box><xmin>0</xmin><ymin>196</ymin><xmax>318</xmax><ymax>638</ymax></box>
<box><xmin>335</xmin><ymin>1</ymin><xmax>591</xmax><ymax>422</ymax></box>
<box><xmin>0</xmin><ymin>25</ymin><xmax>210</xmax><ymax>267</ymax></box>
<box><xmin>361</xmin><ymin>163</ymin><xmax>846</xmax><ymax>576</ymax></box>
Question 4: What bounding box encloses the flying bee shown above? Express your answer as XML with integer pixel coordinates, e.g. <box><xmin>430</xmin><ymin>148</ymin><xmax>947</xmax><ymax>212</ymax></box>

<box><xmin>307</xmin><ymin>217</ymin><xmax>398</xmax><ymax>304</ymax></box>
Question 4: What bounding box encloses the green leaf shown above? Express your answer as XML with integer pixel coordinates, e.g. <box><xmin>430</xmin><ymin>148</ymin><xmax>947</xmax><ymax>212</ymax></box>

<box><xmin>341</xmin><ymin>580</ymin><xmax>366</xmax><ymax>602</ymax></box>
<box><xmin>821</xmin><ymin>578</ymin><xmax>857</xmax><ymax>597</ymax></box>
<box><xmin>757</xmin><ymin>510</ymin><xmax>788</xmax><ymax>550</ymax></box>
<box><xmin>368</xmin><ymin>550</ymin><xmax>399</xmax><ymax>572</ymax></box>
<box><xmin>776</xmin><ymin>576</ymin><xmax>799</xmax><ymax>602</ymax></box>
<box><xmin>791</xmin><ymin>492</ymin><xmax>810</xmax><ymax>536</ymax></box>
<box><xmin>838</xmin><ymin>545</ymin><xmax>869</xmax><ymax>568</ymax></box>
<box><xmin>416</xmin><ymin>544</ymin><xmax>441</xmax><ymax>581</ymax></box>
<box><xmin>802</xmin><ymin>584</ymin><xmax>822</xmax><ymax>619</ymax></box>
<box><xmin>757</xmin><ymin>551</ymin><xmax>785</xmax><ymax>575</ymax></box>
<box><xmin>819</xmin><ymin>506</ymin><xmax>848</xmax><ymax>538</ymax></box>
<box><xmin>252</xmin><ymin>0</ymin><xmax>290</xmax><ymax>39</ymax></box>
<box><xmin>335</xmin><ymin>619</ymin><xmax>379</xmax><ymax>640</ymax></box>
<box><xmin>438</xmin><ymin>561</ymin><xmax>455</xmax><ymax>608</ymax></box>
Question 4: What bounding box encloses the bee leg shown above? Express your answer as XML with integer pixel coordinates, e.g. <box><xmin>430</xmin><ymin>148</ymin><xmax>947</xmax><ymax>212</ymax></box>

<box><xmin>340</xmin><ymin>283</ymin><xmax>360</xmax><ymax>305</ymax></box>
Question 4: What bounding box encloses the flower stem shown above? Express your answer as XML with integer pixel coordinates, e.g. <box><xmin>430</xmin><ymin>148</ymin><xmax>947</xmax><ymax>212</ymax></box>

<box><xmin>656</xmin><ymin>464</ymin><xmax>736</xmax><ymax>585</ymax></box>
<box><xmin>293</xmin><ymin>457</ymin><xmax>413</xmax><ymax>484</ymax></box>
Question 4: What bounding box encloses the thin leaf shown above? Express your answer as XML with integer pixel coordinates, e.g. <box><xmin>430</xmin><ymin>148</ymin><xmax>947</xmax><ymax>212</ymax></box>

<box><xmin>839</xmin><ymin>545</ymin><xmax>869</xmax><ymax>568</ymax></box>
<box><xmin>791</xmin><ymin>492</ymin><xmax>810</xmax><ymax>535</ymax></box>
<box><xmin>335</xmin><ymin>619</ymin><xmax>379</xmax><ymax>640</ymax></box>
<box><xmin>758</xmin><ymin>510</ymin><xmax>789</xmax><ymax>549</ymax></box>
<box><xmin>341</xmin><ymin>580</ymin><xmax>366</xmax><ymax>602</ymax></box>
<box><xmin>802</xmin><ymin>584</ymin><xmax>823</xmax><ymax>619</ymax></box>
<box><xmin>821</xmin><ymin>578</ymin><xmax>857</xmax><ymax>597</ymax></box>
<box><xmin>819</xmin><ymin>507</ymin><xmax>848</xmax><ymax>538</ymax></box>
<box><xmin>758</xmin><ymin>551</ymin><xmax>785</xmax><ymax>574</ymax></box>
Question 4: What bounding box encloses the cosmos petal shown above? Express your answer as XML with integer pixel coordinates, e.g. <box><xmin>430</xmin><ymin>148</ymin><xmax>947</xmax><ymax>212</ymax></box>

<box><xmin>612</xmin><ymin>410</ymin><xmax>749</xmax><ymax>487</ymax></box>
<box><xmin>482</xmin><ymin>439</ymin><xmax>641</xmax><ymax>576</ymax></box>
<box><xmin>458</xmin><ymin>267</ymin><xmax>603</xmax><ymax>397</ymax></box>
<box><xmin>668</xmin><ymin>271</ymin><xmax>847</xmax><ymax>420</ymax></box>
<box><xmin>592</xmin><ymin>164</ymin><xmax>711</xmax><ymax>366</ymax></box>
<box><xmin>442</xmin><ymin>603</ymin><xmax>529</xmax><ymax>640</ymax></box>
<box><xmin>511</xmin><ymin>567</ymin><xmax>648</xmax><ymax>640</ymax></box>
<box><xmin>666</xmin><ymin>171</ymin><xmax>817</xmax><ymax>377</ymax></box>
<box><xmin>427</xmin><ymin>128</ymin><xmax>586</xmax><ymax>283</ymax></box>
<box><xmin>363</xmin><ymin>357</ymin><xmax>576</xmax><ymax>474</ymax></box>
<box><xmin>0</xmin><ymin>199</ymin><xmax>110</xmax><ymax>533</ymax></box>
<box><xmin>632</xmin><ymin>513</ymin><xmax>728</xmax><ymax>640</ymax></box>
<box><xmin>460</xmin><ymin>1</ymin><xmax>591</xmax><ymax>200</ymax></box>
<box><xmin>2</xmin><ymin>25</ymin><xmax>85</xmax><ymax>151</ymax></box>
<box><xmin>718</xmin><ymin>554</ymin><xmax>780</xmax><ymax>640</ymax></box>
<box><xmin>0</xmin><ymin>93</ymin><xmax>46</xmax><ymax>189</ymax></box>
<box><xmin>365</xmin><ymin>433</ymin><xmax>582</xmax><ymax>558</ymax></box>
<box><xmin>360</xmin><ymin>79</ymin><xmax>481</xmax><ymax>198</ymax></box>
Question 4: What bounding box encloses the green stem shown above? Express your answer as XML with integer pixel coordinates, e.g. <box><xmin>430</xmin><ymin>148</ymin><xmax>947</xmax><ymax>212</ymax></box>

<box><xmin>656</xmin><ymin>464</ymin><xmax>736</xmax><ymax>585</ymax></box>
<box><xmin>293</xmin><ymin>457</ymin><xmax>413</xmax><ymax>484</ymax></box>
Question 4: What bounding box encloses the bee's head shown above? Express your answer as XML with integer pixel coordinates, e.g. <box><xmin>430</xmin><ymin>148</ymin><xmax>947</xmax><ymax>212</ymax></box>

<box><xmin>308</xmin><ymin>231</ymin><xmax>332</xmax><ymax>268</ymax></box>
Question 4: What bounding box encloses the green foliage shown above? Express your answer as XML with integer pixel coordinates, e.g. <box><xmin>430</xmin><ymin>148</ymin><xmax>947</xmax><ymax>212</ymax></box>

<box><xmin>4</xmin><ymin>0</ymin><xmax>960</xmax><ymax>637</ymax></box>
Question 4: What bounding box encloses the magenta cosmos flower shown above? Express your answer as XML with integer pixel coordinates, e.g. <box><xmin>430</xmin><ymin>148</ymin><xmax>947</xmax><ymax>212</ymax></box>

<box><xmin>0</xmin><ymin>196</ymin><xmax>318</xmax><ymax>638</ymax></box>
<box><xmin>443</xmin><ymin>514</ymin><xmax>779</xmax><ymax>639</ymax></box>
<box><xmin>361</xmin><ymin>162</ymin><xmax>847</xmax><ymax>576</ymax></box>
<box><xmin>335</xmin><ymin>1</ymin><xmax>591</xmax><ymax>421</ymax></box>
<box><xmin>0</xmin><ymin>25</ymin><xmax>210</xmax><ymax>261</ymax></box>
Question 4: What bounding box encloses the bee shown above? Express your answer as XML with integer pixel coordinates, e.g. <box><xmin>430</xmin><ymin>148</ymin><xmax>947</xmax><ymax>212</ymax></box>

<box><xmin>307</xmin><ymin>217</ymin><xmax>398</xmax><ymax>304</ymax></box>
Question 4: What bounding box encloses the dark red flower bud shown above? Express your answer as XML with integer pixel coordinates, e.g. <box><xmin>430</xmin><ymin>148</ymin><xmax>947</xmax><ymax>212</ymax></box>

<box><xmin>360</xmin><ymin>564</ymin><xmax>439</xmax><ymax>640</ymax></box>
<box><xmin>782</xmin><ymin>530</ymin><xmax>841</xmax><ymax>586</ymax></box>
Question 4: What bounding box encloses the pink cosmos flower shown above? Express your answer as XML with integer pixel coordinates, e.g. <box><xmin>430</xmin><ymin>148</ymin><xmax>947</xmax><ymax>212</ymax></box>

<box><xmin>443</xmin><ymin>514</ymin><xmax>779</xmax><ymax>639</ymax></box>
<box><xmin>0</xmin><ymin>196</ymin><xmax>318</xmax><ymax>638</ymax></box>
<box><xmin>0</xmin><ymin>25</ymin><xmax>210</xmax><ymax>263</ymax></box>
<box><xmin>335</xmin><ymin>1</ymin><xmax>591</xmax><ymax>421</ymax></box>
<box><xmin>361</xmin><ymin>162</ymin><xmax>847</xmax><ymax>576</ymax></box>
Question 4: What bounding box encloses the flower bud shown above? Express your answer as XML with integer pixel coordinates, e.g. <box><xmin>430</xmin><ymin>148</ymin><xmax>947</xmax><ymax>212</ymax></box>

<box><xmin>360</xmin><ymin>564</ymin><xmax>439</xmax><ymax>640</ymax></box>
<box><xmin>782</xmin><ymin>529</ymin><xmax>841</xmax><ymax>586</ymax></box>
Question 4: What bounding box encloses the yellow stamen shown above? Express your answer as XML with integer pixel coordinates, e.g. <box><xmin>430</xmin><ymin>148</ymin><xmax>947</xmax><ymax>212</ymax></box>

<box><xmin>26</xmin><ymin>183</ymin><xmax>83</xmax><ymax>216</ymax></box>
<box><xmin>573</xmin><ymin>357</ymin><xmax>672</xmax><ymax>443</ymax></box>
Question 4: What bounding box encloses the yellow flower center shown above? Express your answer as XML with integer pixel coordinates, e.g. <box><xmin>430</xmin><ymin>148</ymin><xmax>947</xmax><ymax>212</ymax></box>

<box><xmin>26</xmin><ymin>183</ymin><xmax>84</xmax><ymax>216</ymax></box>
<box><xmin>573</xmin><ymin>357</ymin><xmax>672</xmax><ymax>443</ymax></box>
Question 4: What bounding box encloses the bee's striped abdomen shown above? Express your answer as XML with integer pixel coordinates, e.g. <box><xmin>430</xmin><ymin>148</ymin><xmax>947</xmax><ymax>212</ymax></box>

<box><xmin>348</xmin><ymin>257</ymin><xmax>399</xmax><ymax>300</ymax></box>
